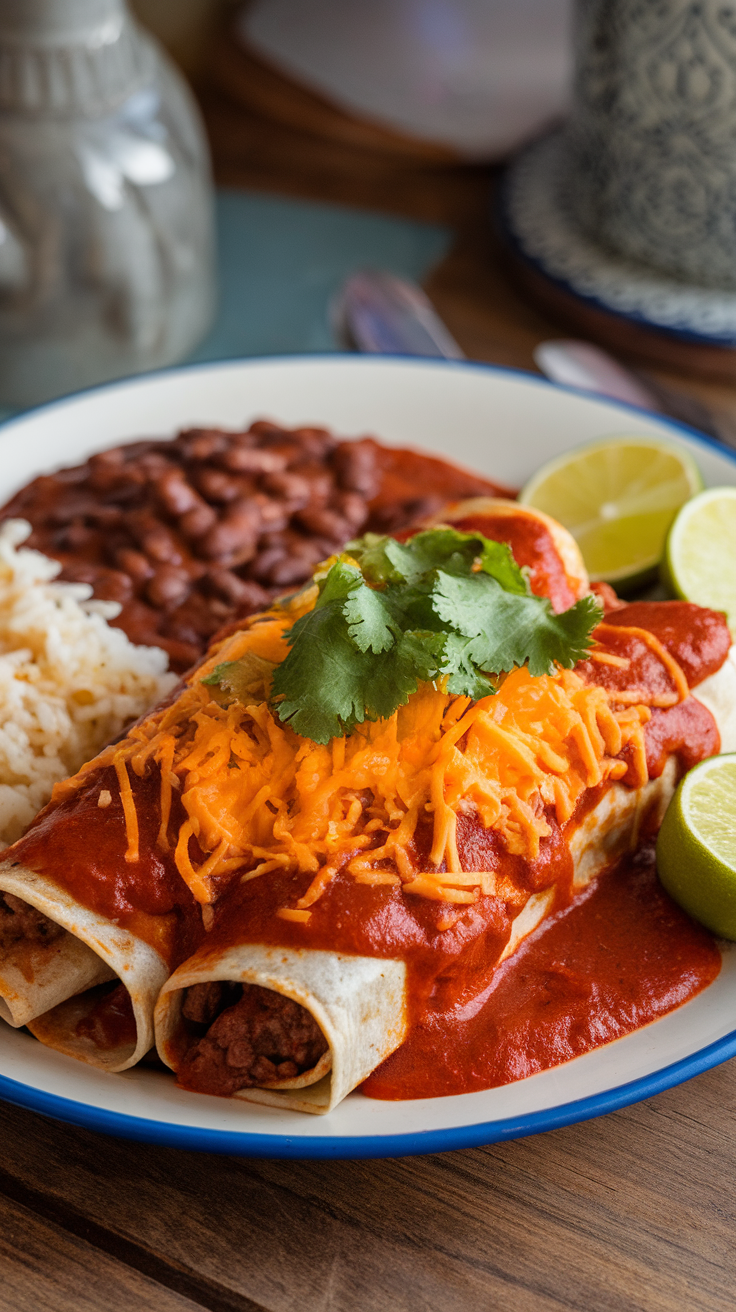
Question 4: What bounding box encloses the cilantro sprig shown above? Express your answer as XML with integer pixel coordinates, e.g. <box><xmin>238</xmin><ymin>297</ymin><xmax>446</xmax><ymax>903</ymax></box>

<box><xmin>204</xmin><ymin>528</ymin><xmax>602</xmax><ymax>744</ymax></box>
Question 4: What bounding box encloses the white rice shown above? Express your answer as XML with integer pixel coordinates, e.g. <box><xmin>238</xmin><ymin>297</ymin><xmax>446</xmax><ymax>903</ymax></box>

<box><xmin>0</xmin><ymin>519</ymin><xmax>177</xmax><ymax>848</ymax></box>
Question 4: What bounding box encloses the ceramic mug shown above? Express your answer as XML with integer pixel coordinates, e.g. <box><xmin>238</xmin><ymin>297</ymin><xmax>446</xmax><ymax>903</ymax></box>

<box><xmin>568</xmin><ymin>0</ymin><xmax>736</xmax><ymax>290</ymax></box>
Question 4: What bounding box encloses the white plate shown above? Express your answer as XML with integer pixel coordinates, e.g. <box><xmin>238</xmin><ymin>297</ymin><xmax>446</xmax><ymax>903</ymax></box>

<box><xmin>1</xmin><ymin>355</ymin><xmax>735</xmax><ymax>1159</ymax></box>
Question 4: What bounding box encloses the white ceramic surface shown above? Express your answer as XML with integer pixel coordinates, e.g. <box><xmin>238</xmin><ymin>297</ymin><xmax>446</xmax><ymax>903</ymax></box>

<box><xmin>1</xmin><ymin>355</ymin><xmax>735</xmax><ymax>1157</ymax></box>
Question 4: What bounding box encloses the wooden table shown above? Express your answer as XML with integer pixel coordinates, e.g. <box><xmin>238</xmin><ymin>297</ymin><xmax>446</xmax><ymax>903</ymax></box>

<box><xmin>3</xmin><ymin>43</ymin><xmax>736</xmax><ymax>1312</ymax></box>
<box><xmin>2</xmin><ymin>1065</ymin><xmax>735</xmax><ymax>1311</ymax></box>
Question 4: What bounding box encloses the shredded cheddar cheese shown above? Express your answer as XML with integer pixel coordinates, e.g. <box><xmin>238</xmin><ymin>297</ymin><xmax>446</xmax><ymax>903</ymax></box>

<box><xmin>114</xmin><ymin>757</ymin><xmax>139</xmax><ymax>864</ymax></box>
<box><xmin>49</xmin><ymin>589</ymin><xmax>688</xmax><ymax>919</ymax></box>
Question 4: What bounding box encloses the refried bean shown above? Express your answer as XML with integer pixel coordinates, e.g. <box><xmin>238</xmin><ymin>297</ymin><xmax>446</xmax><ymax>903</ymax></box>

<box><xmin>0</xmin><ymin>421</ymin><xmax>508</xmax><ymax>672</ymax></box>
<box><xmin>177</xmin><ymin>982</ymin><xmax>329</xmax><ymax>1096</ymax></box>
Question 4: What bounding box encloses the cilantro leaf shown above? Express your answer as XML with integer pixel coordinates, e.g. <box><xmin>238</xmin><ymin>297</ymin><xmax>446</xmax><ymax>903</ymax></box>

<box><xmin>344</xmin><ymin>582</ymin><xmax>397</xmax><ymax>654</ymax></box>
<box><xmin>477</xmin><ymin>538</ymin><xmax>529</xmax><ymax>594</ymax></box>
<box><xmin>271</xmin><ymin>603</ymin><xmax>363</xmax><ymax>743</ymax></box>
<box><xmin>205</xmin><ymin>526</ymin><xmax>603</xmax><ymax>743</ymax></box>
<box><xmin>271</xmin><ymin>614</ymin><xmax>442</xmax><ymax>743</ymax></box>
<box><xmin>316</xmin><ymin>557</ymin><xmax>362</xmax><ymax>605</ymax></box>
<box><xmin>349</xmin><ymin>527</ymin><xmax>526</xmax><ymax>592</ymax></box>
<box><xmin>436</xmin><ymin>631</ymin><xmax>496</xmax><ymax>699</ymax></box>
<box><xmin>345</xmin><ymin>534</ymin><xmax>415</xmax><ymax>585</ymax></box>
<box><xmin>431</xmin><ymin>573</ymin><xmax>602</xmax><ymax>677</ymax></box>
<box><xmin>201</xmin><ymin>653</ymin><xmax>275</xmax><ymax>703</ymax></box>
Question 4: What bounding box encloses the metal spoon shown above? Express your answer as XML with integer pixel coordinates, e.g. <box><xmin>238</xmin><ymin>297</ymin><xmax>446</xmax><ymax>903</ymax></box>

<box><xmin>533</xmin><ymin>339</ymin><xmax>734</xmax><ymax>447</ymax></box>
<box><xmin>332</xmin><ymin>270</ymin><xmax>465</xmax><ymax>360</ymax></box>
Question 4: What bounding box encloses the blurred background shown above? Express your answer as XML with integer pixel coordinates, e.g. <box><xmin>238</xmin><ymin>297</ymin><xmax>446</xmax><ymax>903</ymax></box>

<box><xmin>135</xmin><ymin>0</ymin><xmax>736</xmax><ymax>432</ymax></box>
<box><xmin>3</xmin><ymin>0</ymin><xmax>736</xmax><ymax>434</ymax></box>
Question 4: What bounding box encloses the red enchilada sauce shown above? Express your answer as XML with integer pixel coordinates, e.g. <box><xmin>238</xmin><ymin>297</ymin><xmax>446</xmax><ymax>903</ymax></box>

<box><xmin>75</xmin><ymin>981</ymin><xmax>138</xmax><ymax>1052</ymax></box>
<box><xmin>363</xmin><ymin>601</ymin><xmax>729</xmax><ymax>1099</ymax></box>
<box><xmin>175</xmin><ymin>600</ymin><xmax>727</xmax><ymax>1096</ymax></box>
<box><xmin>362</xmin><ymin>849</ymin><xmax>721</xmax><ymax>1099</ymax></box>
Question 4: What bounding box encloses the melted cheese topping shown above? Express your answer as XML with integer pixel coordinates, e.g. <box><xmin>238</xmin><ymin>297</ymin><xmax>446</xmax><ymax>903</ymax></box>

<box><xmin>53</xmin><ymin>598</ymin><xmax>681</xmax><ymax>919</ymax></box>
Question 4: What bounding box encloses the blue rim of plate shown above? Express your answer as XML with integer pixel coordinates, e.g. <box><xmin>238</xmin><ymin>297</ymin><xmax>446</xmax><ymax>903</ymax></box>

<box><xmin>496</xmin><ymin>174</ymin><xmax>736</xmax><ymax>351</ymax></box>
<box><xmin>1</xmin><ymin>352</ymin><xmax>735</xmax><ymax>1159</ymax></box>
<box><xmin>1</xmin><ymin>1023</ymin><xmax>736</xmax><ymax>1158</ymax></box>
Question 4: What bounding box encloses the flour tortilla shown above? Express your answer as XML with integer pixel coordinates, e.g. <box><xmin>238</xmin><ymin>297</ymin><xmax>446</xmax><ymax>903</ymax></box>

<box><xmin>155</xmin><ymin>947</ymin><xmax>407</xmax><ymax>1114</ymax></box>
<box><xmin>29</xmin><ymin>662</ymin><xmax>720</xmax><ymax>1100</ymax></box>
<box><xmin>0</xmin><ymin>859</ymin><xmax>169</xmax><ymax>1071</ymax></box>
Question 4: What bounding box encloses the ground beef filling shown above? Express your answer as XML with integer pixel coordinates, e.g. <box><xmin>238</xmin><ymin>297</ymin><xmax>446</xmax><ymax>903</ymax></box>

<box><xmin>177</xmin><ymin>982</ymin><xmax>329</xmax><ymax>1097</ymax></box>
<box><xmin>0</xmin><ymin>892</ymin><xmax>64</xmax><ymax>952</ymax></box>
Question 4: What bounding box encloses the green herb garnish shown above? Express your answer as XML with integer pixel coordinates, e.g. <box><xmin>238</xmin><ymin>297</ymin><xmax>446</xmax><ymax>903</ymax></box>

<box><xmin>201</xmin><ymin>650</ymin><xmax>275</xmax><ymax>703</ymax></box>
<box><xmin>204</xmin><ymin>528</ymin><xmax>602</xmax><ymax>744</ymax></box>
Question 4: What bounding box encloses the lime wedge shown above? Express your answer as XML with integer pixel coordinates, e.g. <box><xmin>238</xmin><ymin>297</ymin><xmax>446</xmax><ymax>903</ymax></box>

<box><xmin>663</xmin><ymin>487</ymin><xmax>736</xmax><ymax>630</ymax></box>
<box><xmin>519</xmin><ymin>437</ymin><xmax>702</xmax><ymax>588</ymax></box>
<box><xmin>657</xmin><ymin>754</ymin><xmax>736</xmax><ymax>939</ymax></box>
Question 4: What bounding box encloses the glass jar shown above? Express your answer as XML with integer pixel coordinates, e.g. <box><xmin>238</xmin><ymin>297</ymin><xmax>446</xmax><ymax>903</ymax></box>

<box><xmin>0</xmin><ymin>0</ymin><xmax>216</xmax><ymax>408</ymax></box>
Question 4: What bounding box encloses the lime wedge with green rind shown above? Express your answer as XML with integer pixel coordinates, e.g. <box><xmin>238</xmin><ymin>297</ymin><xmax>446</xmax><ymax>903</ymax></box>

<box><xmin>519</xmin><ymin>436</ymin><xmax>702</xmax><ymax>589</ymax></box>
<box><xmin>657</xmin><ymin>754</ymin><xmax>736</xmax><ymax>940</ymax></box>
<box><xmin>662</xmin><ymin>486</ymin><xmax>736</xmax><ymax>631</ymax></box>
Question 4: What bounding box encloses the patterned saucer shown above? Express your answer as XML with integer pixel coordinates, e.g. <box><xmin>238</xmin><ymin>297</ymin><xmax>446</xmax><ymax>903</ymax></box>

<box><xmin>501</xmin><ymin>132</ymin><xmax>736</xmax><ymax>348</ymax></box>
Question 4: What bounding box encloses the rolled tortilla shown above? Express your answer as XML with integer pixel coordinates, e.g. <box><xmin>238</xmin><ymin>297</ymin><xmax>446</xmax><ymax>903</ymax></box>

<box><xmin>0</xmin><ymin>671</ymin><xmax>200</xmax><ymax>1069</ymax></box>
<box><xmin>0</xmin><ymin>859</ymin><xmax>169</xmax><ymax>1071</ymax></box>
<box><xmin>0</xmin><ymin>497</ymin><xmax>593</xmax><ymax>1082</ymax></box>
<box><xmin>153</xmin><ymin>756</ymin><xmax>681</xmax><ymax>1114</ymax></box>
<box><xmin>156</xmin><ymin>948</ymin><xmax>407</xmax><ymax>1114</ymax></box>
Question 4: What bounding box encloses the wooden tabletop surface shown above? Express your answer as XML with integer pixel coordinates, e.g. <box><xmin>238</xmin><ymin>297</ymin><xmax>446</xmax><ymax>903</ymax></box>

<box><xmin>3</xmin><ymin>35</ymin><xmax>736</xmax><ymax>1312</ymax></box>
<box><xmin>2</xmin><ymin>1059</ymin><xmax>735</xmax><ymax>1312</ymax></box>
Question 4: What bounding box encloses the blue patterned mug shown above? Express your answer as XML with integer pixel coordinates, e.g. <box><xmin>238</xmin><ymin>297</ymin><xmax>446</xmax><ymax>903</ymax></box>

<box><xmin>568</xmin><ymin>0</ymin><xmax>736</xmax><ymax>290</ymax></box>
